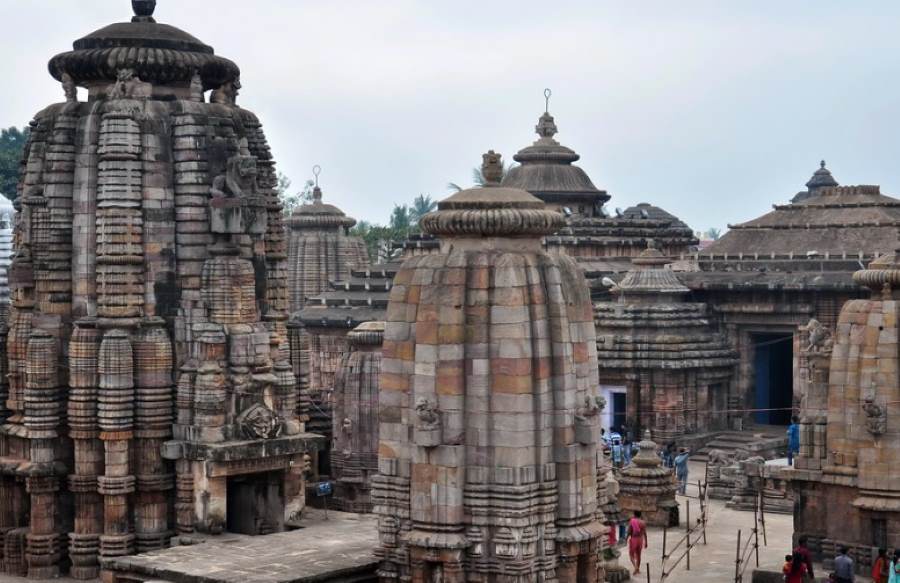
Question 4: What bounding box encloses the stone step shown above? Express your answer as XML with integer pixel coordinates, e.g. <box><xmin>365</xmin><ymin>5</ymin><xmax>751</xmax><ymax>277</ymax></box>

<box><xmin>692</xmin><ymin>429</ymin><xmax>788</xmax><ymax>463</ymax></box>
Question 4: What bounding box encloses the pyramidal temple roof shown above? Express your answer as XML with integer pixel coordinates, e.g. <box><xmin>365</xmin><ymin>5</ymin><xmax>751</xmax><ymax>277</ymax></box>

<box><xmin>707</xmin><ymin>163</ymin><xmax>900</xmax><ymax>256</ymax></box>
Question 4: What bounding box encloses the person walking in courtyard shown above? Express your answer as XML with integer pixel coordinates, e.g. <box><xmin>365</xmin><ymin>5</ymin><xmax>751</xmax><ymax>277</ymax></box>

<box><xmin>833</xmin><ymin>546</ymin><xmax>854</xmax><ymax>583</ymax></box>
<box><xmin>872</xmin><ymin>548</ymin><xmax>888</xmax><ymax>583</ymax></box>
<box><xmin>793</xmin><ymin>536</ymin><xmax>815</xmax><ymax>581</ymax></box>
<box><xmin>787</xmin><ymin>415</ymin><xmax>800</xmax><ymax>466</ymax></box>
<box><xmin>783</xmin><ymin>550</ymin><xmax>808</xmax><ymax>583</ymax></box>
<box><xmin>626</xmin><ymin>510</ymin><xmax>648</xmax><ymax>575</ymax></box>
<box><xmin>674</xmin><ymin>447</ymin><xmax>690</xmax><ymax>495</ymax></box>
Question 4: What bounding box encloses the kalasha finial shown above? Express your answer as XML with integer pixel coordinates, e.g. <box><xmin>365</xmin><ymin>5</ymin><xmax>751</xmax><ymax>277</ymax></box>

<box><xmin>481</xmin><ymin>151</ymin><xmax>503</xmax><ymax>186</ymax></box>
<box><xmin>132</xmin><ymin>0</ymin><xmax>157</xmax><ymax>22</ymax></box>
<box><xmin>535</xmin><ymin>88</ymin><xmax>558</xmax><ymax>139</ymax></box>
<box><xmin>820</xmin><ymin>160</ymin><xmax>826</xmax><ymax>169</ymax></box>
<box><xmin>312</xmin><ymin>165</ymin><xmax>322</xmax><ymax>201</ymax></box>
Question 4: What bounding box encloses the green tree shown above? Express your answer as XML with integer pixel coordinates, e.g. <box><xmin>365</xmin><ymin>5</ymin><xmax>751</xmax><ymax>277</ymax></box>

<box><xmin>705</xmin><ymin>227</ymin><xmax>723</xmax><ymax>241</ymax></box>
<box><xmin>410</xmin><ymin>194</ymin><xmax>437</xmax><ymax>224</ymax></box>
<box><xmin>389</xmin><ymin>204</ymin><xmax>413</xmax><ymax>235</ymax></box>
<box><xmin>0</xmin><ymin>126</ymin><xmax>30</xmax><ymax>200</ymax></box>
<box><xmin>276</xmin><ymin>171</ymin><xmax>314</xmax><ymax>216</ymax></box>
<box><xmin>350</xmin><ymin>220</ymin><xmax>398</xmax><ymax>264</ymax></box>
<box><xmin>350</xmin><ymin>197</ymin><xmax>439</xmax><ymax>264</ymax></box>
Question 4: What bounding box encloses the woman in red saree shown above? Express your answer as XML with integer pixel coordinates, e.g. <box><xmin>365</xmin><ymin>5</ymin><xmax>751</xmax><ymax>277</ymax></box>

<box><xmin>626</xmin><ymin>510</ymin><xmax>648</xmax><ymax>575</ymax></box>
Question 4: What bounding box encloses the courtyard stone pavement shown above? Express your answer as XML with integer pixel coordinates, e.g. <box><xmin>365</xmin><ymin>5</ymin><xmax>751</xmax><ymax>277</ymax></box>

<box><xmin>639</xmin><ymin>461</ymin><xmax>872</xmax><ymax>583</ymax></box>
<box><xmin>0</xmin><ymin>462</ymin><xmax>874</xmax><ymax>582</ymax></box>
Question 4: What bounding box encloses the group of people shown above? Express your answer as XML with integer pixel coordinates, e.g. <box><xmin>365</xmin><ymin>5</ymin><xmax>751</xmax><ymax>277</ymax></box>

<box><xmin>602</xmin><ymin>429</ymin><xmax>692</xmax><ymax>495</ymax></box>
<box><xmin>870</xmin><ymin>547</ymin><xmax>900</xmax><ymax>583</ymax></box>
<box><xmin>782</xmin><ymin>537</ymin><xmax>865</xmax><ymax>583</ymax></box>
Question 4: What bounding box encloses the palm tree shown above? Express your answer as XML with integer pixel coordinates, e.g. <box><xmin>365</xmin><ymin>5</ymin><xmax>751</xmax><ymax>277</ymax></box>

<box><xmin>706</xmin><ymin>227</ymin><xmax>723</xmax><ymax>241</ymax></box>
<box><xmin>410</xmin><ymin>194</ymin><xmax>437</xmax><ymax>223</ymax></box>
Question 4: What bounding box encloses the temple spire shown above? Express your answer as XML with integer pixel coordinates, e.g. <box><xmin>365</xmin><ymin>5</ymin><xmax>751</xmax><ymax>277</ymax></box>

<box><xmin>805</xmin><ymin>159</ymin><xmax>839</xmax><ymax>193</ymax></box>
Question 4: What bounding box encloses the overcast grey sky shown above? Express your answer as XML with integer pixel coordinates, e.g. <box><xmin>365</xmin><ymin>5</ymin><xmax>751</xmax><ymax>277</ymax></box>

<box><xmin>1</xmin><ymin>1</ymin><xmax>898</xmax><ymax>232</ymax></box>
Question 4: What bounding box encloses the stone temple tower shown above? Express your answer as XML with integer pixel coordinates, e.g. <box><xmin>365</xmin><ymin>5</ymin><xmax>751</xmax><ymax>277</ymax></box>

<box><xmin>286</xmin><ymin>175</ymin><xmax>368</xmax><ymax>313</ymax></box>
<box><xmin>373</xmin><ymin>151</ymin><xmax>606</xmax><ymax>582</ymax></box>
<box><xmin>1</xmin><ymin>1</ymin><xmax>312</xmax><ymax>578</ymax></box>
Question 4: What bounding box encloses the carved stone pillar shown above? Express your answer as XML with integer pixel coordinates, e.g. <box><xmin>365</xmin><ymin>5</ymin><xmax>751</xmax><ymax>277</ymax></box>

<box><xmin>24</xmin><ymin>329</ymin><xmax>62</xmax><ymax>578</ymax></box>
<box><xmin>68</xmin><ymin>318</ymin><xmax>103</xmax><ymax>579</ymax></box>
<box><xmin>97</xmin><ymin>329</ymin><xmax>136</xmax><ymax>559</ymax></box>
<box><xmin>133</xmin><ymin>317</ymin><xmax>174</xmax><ymax>552</ymax></box>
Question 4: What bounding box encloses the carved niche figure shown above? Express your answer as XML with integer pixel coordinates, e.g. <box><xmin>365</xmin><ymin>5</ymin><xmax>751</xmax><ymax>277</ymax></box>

<box><xmin>62</xmin><ymin>72</ymin><xmax>77</xmax><ymax>103</ymax></box>
<box><xmin>413</xmin><ymin>397</ymin><xmax>442</xmax><ymax>447</ymax></box>
<box><xmin>800</xmin><ymin>318</ymin><xmax>832</xmax><ymax>353</ymax></box>
<box><xmin>575</xmin><ymin>394</ymin><xmax>602</xmax><ymax>445</ymax></box>
<box><xmin>415</xmin><ymin>398</ymin><xmax>441</xmax><ymax>429</ymax></box>
<box><xmin>211</xmin><ymin>77</ymin><xmax>241</xmax><ymax>106</ymax></box>
<box><xmin>107</xmin><ymin>68</ymin><xmax>152</xmax><ymax>100</ymax></box>
<box><xmin>863</xmin><ymin>397</ymin><xmax>887</xmax><ymax>436</ymax></box>
<box><xmin>190</xmin><ymin>71</ymin><xmax>204</xmax><ymax>103</ymax></box>
<box><xmin>236</xmin><ymin>402</ymin><xmax>282</xmax><ymax>439</ymax></box>
<box><xmin>340</xmin><ymin>417</ymin><xmax>353</xmax><ymax>455</ymax></box>
<box><xmin>577</xmin><ymin>395</ymin><xmax>600</xmax><ymax>419</ymax></box>
<box><xmin>209</xmin><ymin>138</ymin><xmax>266</xmax><ymax>235</ymax></box>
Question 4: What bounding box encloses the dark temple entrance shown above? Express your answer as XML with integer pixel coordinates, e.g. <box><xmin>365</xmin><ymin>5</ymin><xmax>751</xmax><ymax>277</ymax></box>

<box><xmin>226</xmin><ymin>471</ymin><xmax>285</xmax><ymax>535</ymax></box>
<box><xmin>752</xmin><ymin>333</ymin><xmax>793</xmax><ymax>425</ymax></box>
<box><xmin>612</xmin><ymin>393</ymin><xmax>627</xmax><ymax>433</ymax></box>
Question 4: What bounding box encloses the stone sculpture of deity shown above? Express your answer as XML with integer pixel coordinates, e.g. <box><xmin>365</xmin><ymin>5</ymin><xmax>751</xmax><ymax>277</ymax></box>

<box><xmin>863</xmin><ymin>397</ymin><xmax>887</xmax><ymax>436</ymax></box>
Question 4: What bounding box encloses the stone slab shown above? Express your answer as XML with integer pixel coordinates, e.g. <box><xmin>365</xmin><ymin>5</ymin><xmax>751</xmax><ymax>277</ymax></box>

<box><xmin>102</xmin><ymin>508</ymin><xmax>378</xmax><ymax>583</ymax></box>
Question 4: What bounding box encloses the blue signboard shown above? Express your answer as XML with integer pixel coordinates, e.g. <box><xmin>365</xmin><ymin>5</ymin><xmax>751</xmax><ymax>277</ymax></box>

<box><xmin>316</xmin><ymin>481</ymin><xmax>333</xmax><ymax>497</ymax></box>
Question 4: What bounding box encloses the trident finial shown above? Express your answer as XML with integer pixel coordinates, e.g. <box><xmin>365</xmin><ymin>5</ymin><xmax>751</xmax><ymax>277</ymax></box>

<box><xmin>544</xmin><ymin>88</ymin><xmax>552</xmax><ymax>113</ymax></box>
<box><xmin>312</xmin><ymin>165</ymin><xmax>323</xmax><ymax>202</ymax></box>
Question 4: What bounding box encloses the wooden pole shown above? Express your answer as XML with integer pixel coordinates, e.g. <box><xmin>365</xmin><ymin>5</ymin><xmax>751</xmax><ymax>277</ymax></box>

<box><xmin>752</xmin><ymin>503</ymin><xmax>759</xmax><ymax>567</ymax></box>
<box><xmin>646</xmin><ymin>563</ymin><xmax>651</xmax><ymax>583</ymax></box>
<box><xmin>686</xmin><ymin>500</ymin><xmax>691</xmax><ymax>571</ymax></box>
<box><xmin>734</xmin><ymin>529</ymin><xmax>742</xmax><ymax>583</ymax></box>
<box><xmin>759</xmin><ymin>485</ymin><xmax>768</xmax><ymax>547</ymax></box>
<box><xmin>662</xmin><ymin>526</ymin><xmax>668</xmax><ymax>563</ymax></box>
<box><xmin>698</xmin><ymin>479</ymin><xmax>707</xmax><ymax>545</ymax></box>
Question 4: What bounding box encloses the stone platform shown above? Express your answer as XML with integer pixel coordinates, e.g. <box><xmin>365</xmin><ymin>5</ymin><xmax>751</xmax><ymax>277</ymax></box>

<box><xmin>102</xmin><ymin>509</ymin><xmax>378</xmax><ymax>583</ymax></box>
<box><xmin>693</xmin><ymin>426</ymin><xmax>788</xmax><ymax>462</ymax></box>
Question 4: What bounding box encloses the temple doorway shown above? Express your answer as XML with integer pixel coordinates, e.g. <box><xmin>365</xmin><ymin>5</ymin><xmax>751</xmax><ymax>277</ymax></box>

<box><xmin>752</xmin><ymin>333</ymin><xmax>793</xmax><ymax>425</ymax></box>
<box><xmin>226</xmin><ymin>471</ymin><xmax>285</xmax><ymax>535</ymax></box>
<box><xmin>600</xmin><ymin>386</ymin><xmax>627</xmax><ymax>433</ymax></box>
